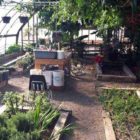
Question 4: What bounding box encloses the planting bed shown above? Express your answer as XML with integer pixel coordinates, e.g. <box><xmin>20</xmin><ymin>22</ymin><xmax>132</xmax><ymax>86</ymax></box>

<box><xmin>96</xmin><ymin>62</ymin><xmax>136</xmax><ymax>82</ymax></box>
<box><xmin>0</xmin><ymin>52</ymin><xmax>22</xmax><ymax>65</ymax></box>
<box><xmin>0</xmin><ymin>92</ymin><xmax>71</xmax><ymax>140</ymax></box>
<box><xmin>100</xmin><ymin>89</ymin><xmax>140</xmax><ymax>140</ymax></box>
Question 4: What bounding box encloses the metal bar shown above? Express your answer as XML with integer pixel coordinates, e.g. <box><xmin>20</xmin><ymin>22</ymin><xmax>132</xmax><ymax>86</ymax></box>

<box><xmin>36</xmin><ymin>14</ymin><xmax>38</xmax><ymax>46</ymax></box>
<box><xmin>2</xmin><ymin>1</ymin><xmax>59</xmax><ymax>6</ymax></box>
<box><xmin>21</xmin><ymin>28</ymin><xmax>23</xmax><ymax>52</ymax></box>
<box><xmin>33</xmin><ymin>14</ymin><xmax>35</xmax><ymax>43</ymax></box>
<box><xmin>28</xmin><ymin>20</ymin><xmax>30</xmax><ymax>44</ymax></box>
<box><xmin>0</xmin><ymin>34</ymin><xmax>17</xmax><ymax>37</ymax></box>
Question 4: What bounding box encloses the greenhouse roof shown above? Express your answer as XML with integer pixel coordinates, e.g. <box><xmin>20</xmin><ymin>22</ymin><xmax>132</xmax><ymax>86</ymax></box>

<box><xmin>0</xmin><ymin>0</ymin><xmax>58</xmax><ymax>54</ymax></box>
<box><xmin>0</xmin><ymin>1</ymin><xmax>29</xmax><ymax>37</ymax></box>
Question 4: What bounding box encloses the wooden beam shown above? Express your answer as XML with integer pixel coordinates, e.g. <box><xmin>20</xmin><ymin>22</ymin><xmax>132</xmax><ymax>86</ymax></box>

<box><xmin>102</xmin><ymin>110</ymin><xmax>116</xmax><ymax>140</ymax></box>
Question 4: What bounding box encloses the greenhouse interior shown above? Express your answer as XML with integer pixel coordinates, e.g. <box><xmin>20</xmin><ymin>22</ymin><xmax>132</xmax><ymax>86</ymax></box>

<box><xmin>0</xmin><ymin>0</ymin><xmax>140</xmax><ymax>140</ymax></box>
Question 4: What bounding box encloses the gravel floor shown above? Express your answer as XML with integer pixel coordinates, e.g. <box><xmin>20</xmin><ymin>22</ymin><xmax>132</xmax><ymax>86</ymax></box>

<box><xmin>1</xmin><ymin>66</ymin><xmax>106</xmax><ymax>140</ymax></box>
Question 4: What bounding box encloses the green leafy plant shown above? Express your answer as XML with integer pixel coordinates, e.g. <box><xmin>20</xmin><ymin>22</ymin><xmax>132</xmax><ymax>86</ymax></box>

<box><xmin>1</xmin><ymin>93</ymin><xmax>74</xmax><ymax>140</ymax></box>
<box><xmin>6</xmin><ymin>44</ymin><xmax>21</xmax><ymax>54</ymax></box>
<box><xmin>3</xmin><ymin>92</ymin><xmax>21</xmax><ymax>115</ymax></box>
<box><xmin>100</xmin><ymin>89</ymin><xmax>140</xmax><ymax>140</ymax></box>
<box><xmin>24</xmin><ymin>44</ymin><xmax>34</xmax><ymax>52</ymax></box>
<box><xmin>16</xmin><ymin>54</ymin><xmax>34</xmax><ymax>70</ymax></box>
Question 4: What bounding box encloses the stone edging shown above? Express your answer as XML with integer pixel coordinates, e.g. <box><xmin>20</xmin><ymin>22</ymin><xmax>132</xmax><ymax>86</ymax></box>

<box><xmin>51</xmin><ymin>110</ymin><xmax>71</xmax><ymax>140</ymax></box>
<box><xmin>96</xmin><ymin>63</ymin><xmax>136</xmax><ymax>82</ymax></box>
<box><xmin>102</xmin><ymin>110</ymin><xmax>116</xmax><ymax>140</ymax></box>
<box><xmin>136</xmin><ymin>90</ymin><xmax>140</xmax><ymax>98</ymax></box>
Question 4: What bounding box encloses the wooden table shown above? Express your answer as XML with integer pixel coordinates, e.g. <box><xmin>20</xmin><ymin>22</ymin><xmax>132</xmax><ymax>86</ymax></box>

<box><xmin>35</xmin><ymin>52</ymin><xmax>71</xmax><ymax>70</ymax></box>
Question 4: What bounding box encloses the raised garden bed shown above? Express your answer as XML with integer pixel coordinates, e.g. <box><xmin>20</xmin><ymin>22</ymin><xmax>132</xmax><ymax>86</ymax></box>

<box><xmin>96</xmin><ymin>62</ymin><xmax>136</xmax><ymax>82</ymax></box>
<box><xmin>0</xmin><ymin>70</ymin><xmax>9</xmax><ymax>88</ymax></box>
<box><xmin>0</xmin><ymin>92</ymin><xmax>72</xmax><ymax>140</ymax></box>
<box><xmin>100</xmin><ymin>89</ymin><xmax>140</xmax><ymax>140</ymax></box>
<box><xmin>0</xmin><ymin>52</ymin><xmax>23</xmax><ymax>65</ymax></box>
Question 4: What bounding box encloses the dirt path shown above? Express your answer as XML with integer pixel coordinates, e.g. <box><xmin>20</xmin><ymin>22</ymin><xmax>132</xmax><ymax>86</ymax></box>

<box><xmin>1</xmin><ymin>74</ymin><xmax>29</xmax><ymax>93</ymax></box>
<box><xmin>1</xmin><ymin>68</ymin><xmax>106</xmax><ymax>140</ymax></box>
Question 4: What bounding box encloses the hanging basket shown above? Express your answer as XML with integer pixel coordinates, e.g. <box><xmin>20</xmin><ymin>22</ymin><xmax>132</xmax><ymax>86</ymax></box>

<box><xmin>2</xmin><ymin>16</ymin><xmax>11</xmax><ymax>23</ymax></box>
<box><xmin>19</xmin><ymin>16</ymin><xmax>28</xmax><ymax>23</ymax></box>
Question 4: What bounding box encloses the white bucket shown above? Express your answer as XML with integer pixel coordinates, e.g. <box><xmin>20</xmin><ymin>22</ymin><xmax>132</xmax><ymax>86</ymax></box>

<box><xmin>30</xmin><ymin>69</ymin><xmax>42</xmax><ymax>75</ymax></box>
<box><xmin>57</xmin><ymin>50</ymin><xmax>65</xmax><ymax>59</ymax></box>
<box><xmin>53</xmin><ymin>70</ymin><xmax>64</xmax><ymax>87</ymax></box>
<box><xmin>42</xmin><ymin>71</ymin><xmax>53</xmax><ymax>86</ymax></box>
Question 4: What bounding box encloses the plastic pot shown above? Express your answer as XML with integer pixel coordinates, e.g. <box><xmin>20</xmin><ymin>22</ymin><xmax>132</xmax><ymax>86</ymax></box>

<box><xmin>2</xmin><ymin>16</ymin><xmax>11</xmax><ymax>23</ymax></box>
<box><xmin>19</xmin><ymin>16</ymin><xmax>28</xmax><ymax>23</ymax></box>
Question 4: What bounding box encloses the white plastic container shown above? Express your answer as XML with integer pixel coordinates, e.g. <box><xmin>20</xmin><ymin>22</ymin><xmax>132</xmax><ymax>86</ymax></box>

<box><xmin>57</xmin><ymin>50</ymin><xmax>65</xmax><ymax>59</ymax></box>
<box><xmin>42</xmin><ymin>71</ymin><xmax>53</xmax><ymax>86</ymax></box>
<box><xmin>53</xmin><ymin>70</ymin><xmax>64</xmax><ymax>87</ymax></box>
<box><xmin>30</xmin><ymin>69</ymin><xmax>42</xmax><ymax>75</ymax></box>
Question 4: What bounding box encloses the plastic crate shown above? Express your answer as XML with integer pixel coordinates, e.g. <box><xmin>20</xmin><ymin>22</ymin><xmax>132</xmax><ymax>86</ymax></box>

<box><xmin>34</xmin><ymin>50</ymin><xmax>57</xmax><ymax>59</ymax></box>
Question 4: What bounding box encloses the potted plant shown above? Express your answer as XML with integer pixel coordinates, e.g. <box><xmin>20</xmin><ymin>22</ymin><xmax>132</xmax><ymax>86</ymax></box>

<box><xmin>2</xmin><ymin>16</ymin><xmax>11</xmax><ymax>23</ymax></box>
<box><xmin>19</xmin><ymin>16</ymin><xmax>28</xmax><ymax>23</ymax></box>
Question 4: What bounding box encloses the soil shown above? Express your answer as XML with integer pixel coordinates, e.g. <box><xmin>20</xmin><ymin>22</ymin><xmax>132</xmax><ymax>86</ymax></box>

<box><xmin>103</xmin><ymin>69</ymin><xmax>126</xmax><ymax>76</ymax></box>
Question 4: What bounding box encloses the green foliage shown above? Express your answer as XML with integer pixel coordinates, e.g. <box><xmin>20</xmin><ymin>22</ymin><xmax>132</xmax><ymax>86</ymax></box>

<box><xmin>34</xmin><ymin>96</ymin><xmax>42</xmax><ymax>129</ymax></box>
<box><xmin>8</xmin><ymin>112</ymin><xmax>34</xmax><ymax>132</ymax></box>
<box><xmin>95</xmin><ymin>8</ymin><xmax>122</xmax><ymax>38</ymax></box>
<box><xmin>0</xmin><ymin>127</ymin><xmax>10</xmax><ymax>140</ymax></box>
<box><xmin>3</xmin><ymin>92</ymin><xmax>21</xmax><ymax>115</ymax></box>
<box><xmin>24</xmin><ymin>44</ymin><xmax>34</xmax><ymax>52</ymax></box>
<box><xmin>16</xmin><ymin>54</ymin><xmax>34</xmax><ymax>70</ymax></box>
<box><xmin>100</xmin><ymin>89</ymin><xmax>140</xmax><ymax>139</ymax></box>
<box><xmin>1</xmin><ymin>93</ymin><xmax>73</xmax><ymax>140</ymax></box>
<box><xmin>39</xmin><ymin>39</ymin><xmax>46</xmax><ymax>45</ymax></box>
<box><xmin>6</xmin><ymin>44</ymin><xmax>21</xmax><ymax>54</ymax></box>
<box><xmin>38</xmin><ymin>6</ymin><xmax>56</xmax><ymax>30</ymax></box>
<box><xmin>33</xmin><ymin>95</ymin><xmax>60</xmax><ymax>131</ymax></box>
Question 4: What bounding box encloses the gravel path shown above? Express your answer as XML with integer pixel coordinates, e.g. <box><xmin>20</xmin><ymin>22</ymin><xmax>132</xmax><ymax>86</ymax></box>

<box><xmin>1</xmin><ymin>67</ymin><xmax>106</xmax><ymax>140</ymax></box>
<box><xmin>53</xmin><ymin>73</ymin><xmax>106</xmax><ymax>140</ymax></box>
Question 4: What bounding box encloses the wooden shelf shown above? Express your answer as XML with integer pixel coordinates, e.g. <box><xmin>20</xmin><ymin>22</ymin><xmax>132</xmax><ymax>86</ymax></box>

<box><xmin>35</xmin><ymin>52</ymin><xmax>71</xmax><ymax>70</ymax></box>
